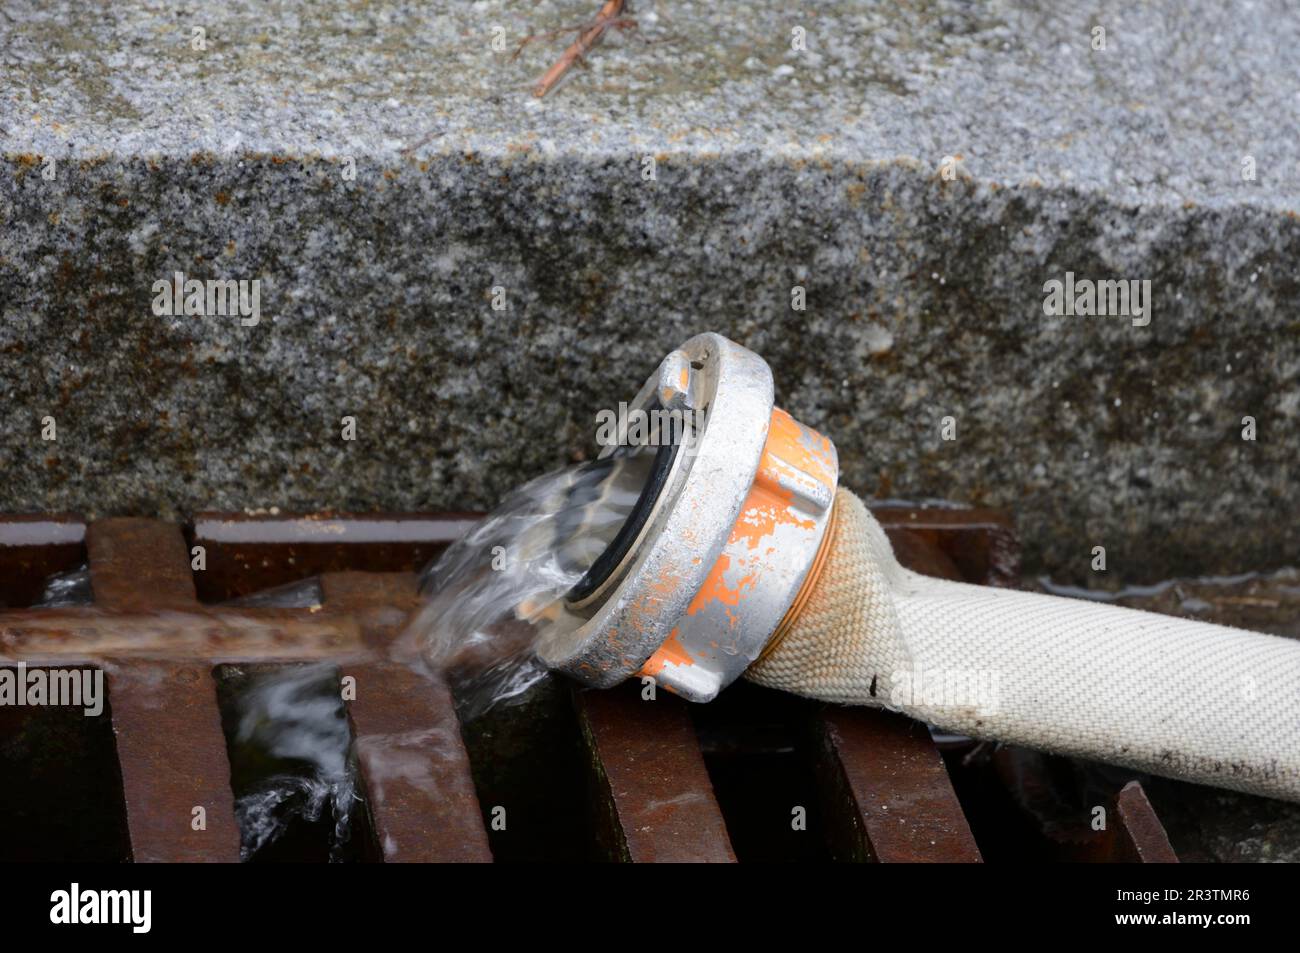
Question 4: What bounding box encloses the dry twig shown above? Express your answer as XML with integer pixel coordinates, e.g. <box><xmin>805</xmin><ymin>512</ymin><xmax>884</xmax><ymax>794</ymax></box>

<box><xmin>531</xmin><ymin>0</ymin><xmax>629</xmax><ymax>98</ymax></box>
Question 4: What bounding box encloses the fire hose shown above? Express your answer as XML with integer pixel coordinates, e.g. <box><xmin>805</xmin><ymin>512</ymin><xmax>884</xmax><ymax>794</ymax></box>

<box><xmin>535</xmin><ymin>333</ymin><xmax>1300</xmax><ymax>802</ymax></box>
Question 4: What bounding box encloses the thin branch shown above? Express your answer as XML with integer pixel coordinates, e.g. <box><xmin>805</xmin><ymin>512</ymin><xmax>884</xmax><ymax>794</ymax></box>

<box><xmin>532</xmin><ymin>0</ymin><xmax>627</xmax><ymax>98</ymax></box>
<box><xmin>513</xmin><ymin>25</ymin><xmax>587</xmax><ymax>62</ymax></box>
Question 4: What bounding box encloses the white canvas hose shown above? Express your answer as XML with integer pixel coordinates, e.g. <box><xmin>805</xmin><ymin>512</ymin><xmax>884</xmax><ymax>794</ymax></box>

<box><xmin>746</xmin><ymin>488</ymin><xmax>1300</xmax><ymax>803</ymax></box>
<box><xmin>537</xmin><ymin>334</ymin><xmax>1299</xmax><ymax>804</ymax></box>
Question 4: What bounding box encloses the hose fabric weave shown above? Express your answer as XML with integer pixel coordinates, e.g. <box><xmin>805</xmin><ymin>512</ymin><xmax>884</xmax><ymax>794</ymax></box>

<box><xmin>746</xmin><ymin>489</ymin><xmax>1300</xmax><ymax>802</ymax></box>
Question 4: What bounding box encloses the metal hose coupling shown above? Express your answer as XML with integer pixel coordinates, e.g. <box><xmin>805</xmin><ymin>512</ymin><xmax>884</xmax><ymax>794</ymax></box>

<box><xmin>536</xmin><ymin>333</ymin><xmax>1300</xmax><ymax>802</ymax></box>
<box><xmin>536</xmin><ymin>332</ymin><xmax>838</xmax><ymax>702</ymax></box>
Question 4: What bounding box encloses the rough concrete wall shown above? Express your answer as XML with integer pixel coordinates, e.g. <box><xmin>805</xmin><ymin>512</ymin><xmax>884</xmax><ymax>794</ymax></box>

<box><xmin>2</xmin><ymin>0</ymin><xmax>1297</xmax><ymax>584</ymax></box>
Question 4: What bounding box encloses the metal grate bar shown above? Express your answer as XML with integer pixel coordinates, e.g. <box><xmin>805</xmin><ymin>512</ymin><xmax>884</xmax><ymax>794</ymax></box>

<box><xmin>107</xmin><ymin>659</ymin><xmax>242</xmax><ymax>862</ymax></box>
<box><xmin>322</xmin><ymin>571</ymin><xmax>492</xmax><ymax>863</ymax></box>
<box><xmin>812</xmin><ymin>706</ymin><xmax>983</xmax><ymax>862</ymax></box>
<box><xmin>575</xmin><ymin>682</ymin><xmax>735</xmax><ymax>863</ymax></box>
<box><xmin>0</xmin><ymin>507</ymin><xmax>1190</xmax><ymax>862</ymax></box>
<box><xmin>1102</xmin><ymin>781</ymin><xmax>1180</xmax><ymax>864</ymax></box>
<box><xmin>88</xmin><ymin>519</ymin><xmax>240</xmax><ymax>862</ymax></box>
<box><xmin>88</xmin><ymin>518</ymin><xmax>199</xmax><ymax>611</ymax></box>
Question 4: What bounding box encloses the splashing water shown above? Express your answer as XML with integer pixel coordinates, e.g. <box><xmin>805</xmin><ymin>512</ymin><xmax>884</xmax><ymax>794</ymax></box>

<box><xmin>220</xmin><ymin>663</ymin><xmax>360</xmax><ymax>863</ymax></box>
<box><xmin>32</xmin><ymin>566</ymin><xmax>92</xmax><ymax>608</ymax></box>
<box><xmin>16</xmin><ymin>449</ymin><xmax>661</xmax><ymax>861</ymax></box>
<box><xmin>412</xmin><ymin>450</ymin><xmax>658</xmax><ymax>721</ymax></box>
<box><xmin>211</xmin><ymin>450</ymin><xmax>658</xmax><ymax>858</ymax></box>
<box><xmin>22</xmin><ymin>453</ymin><xmax>659</xmax><ymax>724</ymax></box>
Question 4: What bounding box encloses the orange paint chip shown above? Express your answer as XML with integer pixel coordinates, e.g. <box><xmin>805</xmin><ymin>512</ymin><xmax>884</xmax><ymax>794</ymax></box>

<box><xmin>638</xmin><ymin>627</ymin><xmax>695</xmax><ymax>677</ymax></box>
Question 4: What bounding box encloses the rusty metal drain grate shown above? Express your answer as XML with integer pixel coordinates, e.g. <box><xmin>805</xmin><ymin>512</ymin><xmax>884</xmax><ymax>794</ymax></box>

<box><xmin>0</xmin><ymin>508</ymin><xmax>1178</xmax><ymax>863</ymax></box>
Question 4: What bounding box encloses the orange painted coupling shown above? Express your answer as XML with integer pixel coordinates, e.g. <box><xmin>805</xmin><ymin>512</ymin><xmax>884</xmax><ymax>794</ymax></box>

<box><xmin>755</xmin><ymin>482</ymin><xmax>838</xmax><ymax>668</ymax></box>
<box><xmin>535</xmin><ymin>333</ymin><xmax>839</xmax><ymax>703</ymax></box>
<box><xmin>634</xmin><ymin>406</ymin><xmax>838</xmax><ymax>699</ymax></box>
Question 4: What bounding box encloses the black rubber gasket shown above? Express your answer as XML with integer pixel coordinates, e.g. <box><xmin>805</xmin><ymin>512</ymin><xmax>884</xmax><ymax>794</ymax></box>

<box><xmin>565</xmin><ymin>435</ymin><xmax>680</xmax><ymax>605</ymax></box>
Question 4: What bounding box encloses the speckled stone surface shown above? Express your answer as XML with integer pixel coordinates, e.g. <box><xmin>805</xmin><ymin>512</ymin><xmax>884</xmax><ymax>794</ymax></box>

<box><xmin>1</xmin><ymin>0</ymin><xmax>1298</xmax><ymax>583</ymax></box>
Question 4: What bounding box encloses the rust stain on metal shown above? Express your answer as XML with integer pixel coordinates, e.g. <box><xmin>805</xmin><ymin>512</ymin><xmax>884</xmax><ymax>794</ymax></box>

<box><xmin>1111</xmin><ymin>781</ymin><xmax>1179</xmax><ymax>863</ymax></box>
<box><xmin>346</xmin><ymin>662</ymin><xmax>493</xmax><ymax>863</ymax></box>
<box><xmin>320</xmin><ymin>570</ymin><xmax>420</xmax><ymax>614</ymax></box>
<box><xmin>107</xmin><ymin>660</ymin><xmax>242</xmax><ymax>862</ymax></box>
<box><xmin>0</xmin><ymin>516</ymin><xmax>488</xmax><ymax>863</ymax></box>
<box><xmin>0</xmin><ymin>507</ymin><xmax>1187</xmax><ymax>864</ymax></box>
<box><xmin>575</xmin><ymin>682</ymin><xmax>735</xmax><ymax>863</ymax></box>
<box><xmin>89</xmin><ymin>519</ymin><xmax>198</xmax><ymax>611</ymax></box>
<box><xmin>324</xmin><ymin>571</ymin><xmax>492</xmax><ymax>863</ymax></box>
<box><xmin>814</xmin><ymin>706</ymin><xmax>983</xmax><ymax>863</ymax></box>
<box><xmin>0</xmin><ymin>611</ymin><xmax>361</xmax><ymax>661</ymax></box>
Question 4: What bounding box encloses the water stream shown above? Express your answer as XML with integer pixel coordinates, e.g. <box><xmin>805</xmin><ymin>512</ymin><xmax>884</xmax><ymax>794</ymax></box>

<box><xmin>216</xmin><ymin>662</ymin><xmax>360</xmax><ymax>863</ymax></box>
<box><xmin>412</xmin><ymin>450</ymin><xmax>655</xmax><ymax>720</ymax></box>
<box><xmin>19</xmin><ymin>452</ymin><xmax>656</xmax><ymax>860</ymax></box>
